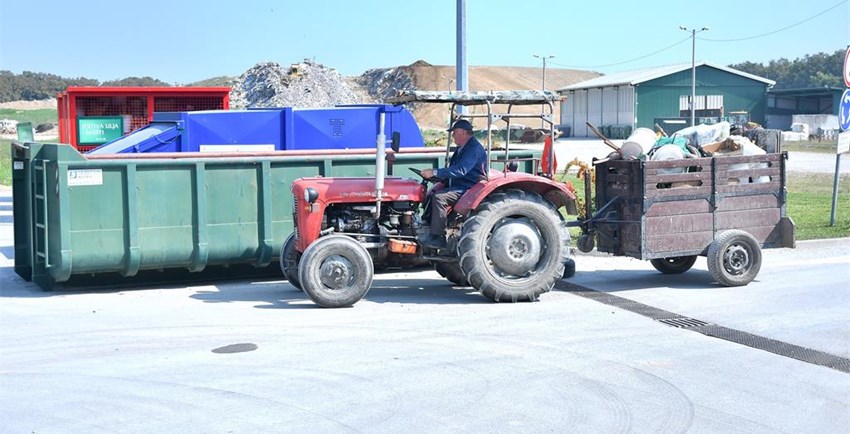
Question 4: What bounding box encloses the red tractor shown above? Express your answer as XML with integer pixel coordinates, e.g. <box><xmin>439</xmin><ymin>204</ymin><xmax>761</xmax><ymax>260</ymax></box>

<box><xmin>281</xmin><ymin>91</ymin><xmax>577</xmax><ymax>307</ymax></box>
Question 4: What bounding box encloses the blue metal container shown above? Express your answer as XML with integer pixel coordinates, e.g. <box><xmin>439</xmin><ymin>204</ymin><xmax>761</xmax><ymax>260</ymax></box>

<box><xmin>87</xmin><ymin>104</ymin><xmax>424</xmax><ymax>154</ymax></box>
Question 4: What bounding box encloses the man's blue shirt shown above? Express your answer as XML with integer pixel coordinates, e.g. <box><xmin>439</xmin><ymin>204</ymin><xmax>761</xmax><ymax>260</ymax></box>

<box><xmin>435</xmin><ymin>136</ymin><xmax>487</xmax><ymax>192</ymax></box>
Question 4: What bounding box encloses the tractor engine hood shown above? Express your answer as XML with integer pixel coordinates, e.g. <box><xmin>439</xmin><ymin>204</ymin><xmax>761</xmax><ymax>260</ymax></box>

<box><xmin>292</xmin><ymin>177</ymin><xmax>425</xmax><ymax>204</ymax></box>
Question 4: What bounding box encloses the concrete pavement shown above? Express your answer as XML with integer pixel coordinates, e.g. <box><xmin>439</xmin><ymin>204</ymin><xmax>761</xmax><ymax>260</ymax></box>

<box><xmin>1</xmin><ymin>187</ymin><xmax>849</xmax><ymax>433</ymax></box>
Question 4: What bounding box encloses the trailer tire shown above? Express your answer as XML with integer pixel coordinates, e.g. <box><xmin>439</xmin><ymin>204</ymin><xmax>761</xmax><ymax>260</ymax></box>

<box><xmin>459</xmin><ymin>189</ymin><xmax>569</xmax><ymax>302</ymax></box>
<box><xmin>563</xmin><ymin>258</ymin><xmax>576</xmax><ymax>279</ymax></box>
<box><xmin>298</xmin><ymin>235</ymin><xmax>373</xmax><ymax>308</ymax></box>
<box><xmin>650</xmin><ymin>255</ymin><xmax>697</xmax><ymax>274</ymax></box>
<box><xmin>707</xmin><ymin>230</ymin><xmax>761</xmax><ymax>287</ymax></box>
<box><xmin>432</xmin><ymin>261</ymin><xmax>469</xmax><ymax>286</ymax></box>
<box><xmin>280</xmin><ymin>233</ymin><xmax>302</xmax><ymax>290</ymax></box>
<box><xmin>577</xmin><ymin>234</ymin><xmax>595</xmax><ymax>253</ymax></box>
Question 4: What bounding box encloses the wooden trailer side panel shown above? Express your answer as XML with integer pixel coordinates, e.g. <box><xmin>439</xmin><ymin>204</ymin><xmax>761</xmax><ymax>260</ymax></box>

<box><xmin>592</xmin><ymin>153</ymin><xmax>792</xmax><ymax>259</ymax></box>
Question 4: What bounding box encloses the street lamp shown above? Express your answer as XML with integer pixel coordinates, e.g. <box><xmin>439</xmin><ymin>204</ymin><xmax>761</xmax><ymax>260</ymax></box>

<box><xmin>533</xmin><ymin>54</ymin><xmax>555</xmax><ymax>93</ymax></box>
<box><xmin>533</xmin><ymin>54</ymin><xmax>554</xmax><ymax>127</ymax></box>
<box><xmin>679</xmin><ymin>26</ymin><xmax>708</xmax><ymax>127</ymax></box>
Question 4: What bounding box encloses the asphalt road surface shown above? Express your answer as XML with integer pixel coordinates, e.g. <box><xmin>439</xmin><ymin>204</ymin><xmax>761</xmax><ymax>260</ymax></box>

<box><xmin>1</xmin><ymin>186</ymin><xmax>849</xmax><ymax>433</ymax></box>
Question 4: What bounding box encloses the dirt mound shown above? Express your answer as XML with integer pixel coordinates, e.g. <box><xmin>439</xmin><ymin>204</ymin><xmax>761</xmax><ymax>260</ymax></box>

<box><xmin>354</xmin><ymin>62</ymin><xmax>600</xmax><ymax>129</ymax></box>
<box><xmin>0</xmin><ymin>99</ymin><xmax>57</xmax><ymax>110</ymax></box>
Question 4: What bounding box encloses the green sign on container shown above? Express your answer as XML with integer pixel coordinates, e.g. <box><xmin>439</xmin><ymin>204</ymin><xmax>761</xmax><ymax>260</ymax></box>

<box><xmin>77</xmin><ymin>116</ymin><xmax>124</xmax><ymax>144</ymax></box>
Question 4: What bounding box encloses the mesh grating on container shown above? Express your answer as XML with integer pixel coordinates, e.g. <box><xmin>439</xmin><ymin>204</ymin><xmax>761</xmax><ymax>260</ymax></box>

<box><xmin>154</xmin><ymin>96</ymin><xmax>225</xmax><ymax>113</ymax></box>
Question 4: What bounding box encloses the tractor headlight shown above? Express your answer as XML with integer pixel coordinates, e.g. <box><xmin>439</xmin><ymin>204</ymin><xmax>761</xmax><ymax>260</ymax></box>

<box><xmin>304</xmin><ymin>187</ymin><xmax>319</xmax><ymax>204</ymax></box>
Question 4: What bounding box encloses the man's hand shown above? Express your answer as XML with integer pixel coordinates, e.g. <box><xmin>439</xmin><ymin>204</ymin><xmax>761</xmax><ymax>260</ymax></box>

<box><xmin>421</xmin><ymin>168</ymin><xmax>436</xmax><ymax>179</ymax></box>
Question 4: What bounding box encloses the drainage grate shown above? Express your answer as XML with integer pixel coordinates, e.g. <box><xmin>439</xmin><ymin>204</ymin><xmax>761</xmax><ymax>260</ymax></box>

<box><xmin>555</xmin><ymin>280</ymin><xmax>850</xmax><ymax>374</ymax></box>
<box><xmin>658</xmin><ymin>317</ymin><xmax>710</xmax><ymax>329</ymax></box>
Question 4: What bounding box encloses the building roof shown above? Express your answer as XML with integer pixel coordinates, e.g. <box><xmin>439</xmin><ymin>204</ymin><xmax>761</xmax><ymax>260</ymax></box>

<box><xmin>557</xmin><ymin>62</ymin><xmax>775</xmax><ymax>92</ymax></box>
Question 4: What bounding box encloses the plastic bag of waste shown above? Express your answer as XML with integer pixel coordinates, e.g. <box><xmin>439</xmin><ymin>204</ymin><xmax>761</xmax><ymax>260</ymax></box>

<box><xmin>672</xmin><ymin>121</ymin><xmax>731</xmax><ymax>147</ymax></box>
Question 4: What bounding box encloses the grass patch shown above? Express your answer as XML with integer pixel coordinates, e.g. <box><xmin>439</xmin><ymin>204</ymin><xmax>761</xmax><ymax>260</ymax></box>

<box><xmin>782</xmin><ymin>139</ymin><xmax>838</xmax><ymax>154</ymax></box>
<box><xmin>0</xmin><ymin>139</ymin><xmax>11</xmax><ymax>186</ymax></box>
<box><xmin>0</xmin><ymin>108</ymin><xmax>58</xmax><ymax>126</ymax></box>
<box><xmin>786</xmin><ymin>171</ymin><xmax>850</xmax><ymax>240</ymax></box>
<box><xmin>0</xmin><ymin>108</ymin><xmax>60</xmax><ymax>186</ymax></box>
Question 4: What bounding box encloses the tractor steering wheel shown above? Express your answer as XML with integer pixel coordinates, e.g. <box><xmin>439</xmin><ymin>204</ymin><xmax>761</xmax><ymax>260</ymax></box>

<box><xmin>409</xmin><ymin>167</ymin><xmax>444</xmax><ymax>183</ymax></box>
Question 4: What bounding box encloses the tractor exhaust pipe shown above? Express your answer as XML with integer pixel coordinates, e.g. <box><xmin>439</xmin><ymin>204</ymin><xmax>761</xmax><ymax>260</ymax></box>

<box><xmin>375</xmin><ymin>112</ymin><xmax>386</xmax><ymax>219</ymax></box>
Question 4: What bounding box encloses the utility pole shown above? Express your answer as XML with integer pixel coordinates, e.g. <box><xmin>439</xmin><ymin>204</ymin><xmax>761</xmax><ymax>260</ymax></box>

<box><xmin>441</xmin><ymin>75</ymin><xmax>455</xmax><ymax>93</ymax></box>
<box><xmin>456</xmin><ymin>0</ymin><xmax>468</xmax><ymax>115</ymax></box>
<box><xmin>679</xmin><ymin>26</ymin><xmax>708</xmax><ymax>127</ymax></box>
<box><xmin>533</xmin><ymin>54</ymin><xmax>554</xmax><ymax>127</ymax></box>
<box><xmin>533</xmin><ymin>54</ymin><xmax>554</xmax><ymax>93</ymax></box>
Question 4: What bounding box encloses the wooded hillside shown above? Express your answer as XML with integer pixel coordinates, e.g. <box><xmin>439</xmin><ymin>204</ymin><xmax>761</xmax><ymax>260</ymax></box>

<box><xmin>729</xmin><ymin>49</ymin><xmax>845</xmax><ymax>89</ymax></box>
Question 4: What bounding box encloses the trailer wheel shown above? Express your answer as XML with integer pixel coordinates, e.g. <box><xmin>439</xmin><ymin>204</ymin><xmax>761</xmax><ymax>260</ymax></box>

<box><xmin>707</xmin><ymin>230</ymin><xmax>762</xmax><ymax>286</ymax></box>
<box><xmin>432</xmin><ymin>261</ymin><xmax>469</xmax><ymax>286</ymax></box>
<box><xmin>563</xmin><ymin>258</ymin><xmax>576</xmax><ymax>279</ymax></box>
<box><xmin>459</xmin><ymin>190</ymin><xmax>570</xmax><ymax>302</ymax></box>
<box><xmin>298</xmin><ymin>235</ymin><xmax>373</xmax><ymax>308</ymax></box>
<box><xmin>650</xmin><ymin>256</ymin><xmax>697</xmax><ymax>274</ymax></box>
<box><xmin>280</xmin><ymin>233</ymin><xmax>302</xmax><ymax>290</ymax></box>
<box><xmin>577</xmin><ymin>234</ymin><xmax>595</xmax><ymax>253</ymax></box>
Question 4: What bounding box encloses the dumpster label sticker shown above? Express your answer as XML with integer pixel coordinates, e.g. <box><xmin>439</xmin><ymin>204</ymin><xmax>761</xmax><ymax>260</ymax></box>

<box><xmin>67</xmin><ymin>169</ymin><xmax>103</xmax><ymax>186</ymax></box>
<box><xmin>13</xmin><ymin>161</ymin><xmax>23</xmax><ymax>170</ymax></box>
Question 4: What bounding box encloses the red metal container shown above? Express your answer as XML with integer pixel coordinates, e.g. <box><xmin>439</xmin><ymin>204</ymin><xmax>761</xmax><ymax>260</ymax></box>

<box><xmin>57</xmin><ymin>86</ymin><xmax>230</xmax><ymax>151</ymax></box>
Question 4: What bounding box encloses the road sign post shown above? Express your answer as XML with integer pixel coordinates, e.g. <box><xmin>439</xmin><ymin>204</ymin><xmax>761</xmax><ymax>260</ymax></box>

<box><xmin>831</xmin><ymin>131</ymin><xmax>850</xmax><ymax>226</ymax></box>
<box><xmin>844</xmin><ymin>46</ymin><xmax>850</xmax><ymax>88</ymax></box>
<box><xmin>832</xmin><ymin>46</ymin><xmax>850</xmax><ymax>227</ymax></box>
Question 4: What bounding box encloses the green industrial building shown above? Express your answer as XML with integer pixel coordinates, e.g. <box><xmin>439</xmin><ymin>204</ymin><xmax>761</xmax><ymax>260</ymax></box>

<box><xmin>556</xmin><ymin>62</ymin><xmax>775</xmax><ymax>137</ymax></box>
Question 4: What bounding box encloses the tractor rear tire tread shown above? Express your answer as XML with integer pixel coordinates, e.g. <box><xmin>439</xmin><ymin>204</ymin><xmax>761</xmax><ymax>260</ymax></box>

<box><xmin>458</xmin><ymin>189</ymin><xmax>569</xmax><ymax>302</ymax></box>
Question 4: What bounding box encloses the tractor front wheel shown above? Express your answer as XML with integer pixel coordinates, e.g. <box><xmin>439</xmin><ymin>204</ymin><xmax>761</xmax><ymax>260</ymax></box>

<box><xmin>298</xmin><ymin>235</ymin><xmax>374</xmax><ymax>308</ymax></box>
<box><xmin>280</xmin><ymin>233</ymin><xmax>302</xmax><ymax>290</ymax></box>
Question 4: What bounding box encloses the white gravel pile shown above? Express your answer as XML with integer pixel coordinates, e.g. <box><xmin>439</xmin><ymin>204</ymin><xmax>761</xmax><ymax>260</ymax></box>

<box><xmin>229</xmin><ymin>60</ymin><xmax>365</xmax><ymax>109</ymax></box>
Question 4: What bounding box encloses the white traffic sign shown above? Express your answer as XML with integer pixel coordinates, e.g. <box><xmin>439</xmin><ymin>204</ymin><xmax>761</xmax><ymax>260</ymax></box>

<box><xmin>838</xmin><ymin>131</ymin><xmax>850</xmax><ymax>155</ymax></box>
<box><xmin>844</xmin><ymin>46</ymin><xmax>850</xmax><ymax>88</ymax></box>
<box><xmin>841</xmin><ymin>89</ymin><xmax>850</xmax><ymax>131</ymax></box>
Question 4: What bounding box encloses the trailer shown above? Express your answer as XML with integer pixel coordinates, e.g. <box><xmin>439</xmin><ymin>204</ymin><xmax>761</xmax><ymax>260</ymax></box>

<box><xmin>573</xmin><ymin>152</ymin><xmax>795</xmax><ymax>285</ymax></box>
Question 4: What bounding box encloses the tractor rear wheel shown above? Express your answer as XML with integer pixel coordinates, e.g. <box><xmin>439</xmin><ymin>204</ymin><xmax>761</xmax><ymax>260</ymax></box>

<box><xmin>298</xmin><ymin>235</ymin><xmax>373</xmax><ymax>308</ymax></box>
<box><xmin>280</xmin><ymin>233</ymin><xmax>302</xmax><ymax>290</ymax></box>
<box><xmin>458</xmin><ymin>190</ymin><xmax>570</xmax><ymax>302</ymax></box>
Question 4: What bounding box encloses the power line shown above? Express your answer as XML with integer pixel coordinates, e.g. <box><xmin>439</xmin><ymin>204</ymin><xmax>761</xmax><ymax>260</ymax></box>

<box><xmin>547</xmin><ymin>0</ymin><xmax>845</xmax><ymax>70</ymax></box>
<box><xmin>549</xmin><ymin>36</ymin><xmax>691</xmax><ymax>69</ymax></box>
<box><xmin>699</xmin><ymin>0</ymin><xmax>847</xmax><ymax>42</ymax></box>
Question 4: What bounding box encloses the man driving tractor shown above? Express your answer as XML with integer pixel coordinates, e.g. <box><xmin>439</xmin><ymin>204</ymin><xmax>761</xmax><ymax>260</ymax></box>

<box><xmin>420</xmin><ymin>119</ymin><xmax>487</xmax><ymax>249</ymax></box>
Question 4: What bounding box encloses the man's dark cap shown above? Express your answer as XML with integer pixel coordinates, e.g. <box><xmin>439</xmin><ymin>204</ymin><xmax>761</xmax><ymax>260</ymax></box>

<box><xmin>447</xmin><ymin>119</ymin><xmax>474</xmax><ymax>132</ymax></box>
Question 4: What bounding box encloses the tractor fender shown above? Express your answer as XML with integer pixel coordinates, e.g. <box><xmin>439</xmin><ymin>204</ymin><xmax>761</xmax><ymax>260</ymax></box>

<box><xmin>453</xmin><ymin>173</ymin><xmax>577</xmax><ymax>215</ymax></box>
